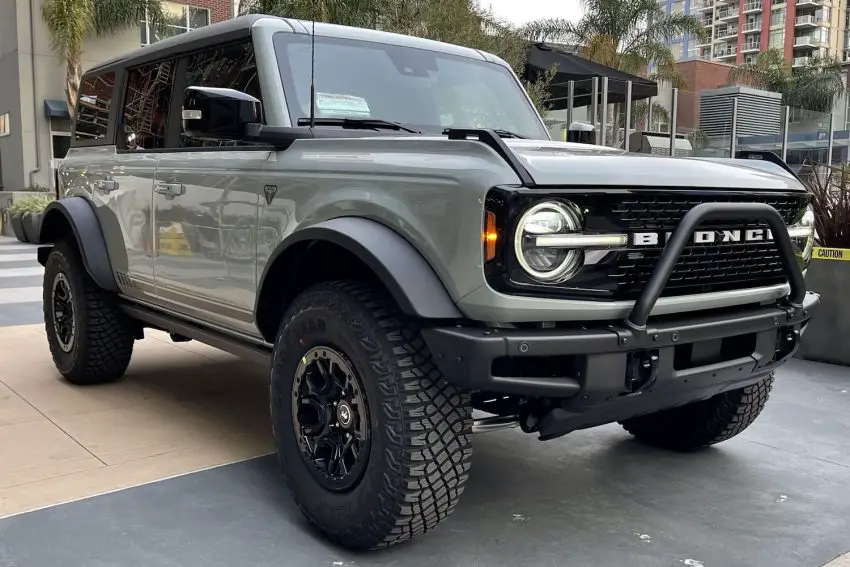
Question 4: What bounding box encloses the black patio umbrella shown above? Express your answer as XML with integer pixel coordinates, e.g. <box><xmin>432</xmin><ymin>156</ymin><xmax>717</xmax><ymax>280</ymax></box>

<box><xmin>523</xmin><ymin>43</ymin><xmax>658</xmax><ymax>110</ymax></box>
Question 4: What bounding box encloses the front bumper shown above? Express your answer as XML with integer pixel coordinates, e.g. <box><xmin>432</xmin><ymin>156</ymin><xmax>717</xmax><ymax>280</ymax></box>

<box><xmin>422</xmin><ymin>201</ymin><xmax>821</xmax><ymax>437</ymax></box>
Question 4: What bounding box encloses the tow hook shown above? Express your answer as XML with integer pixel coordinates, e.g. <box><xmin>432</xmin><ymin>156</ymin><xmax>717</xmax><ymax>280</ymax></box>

<box><xmin>773</xmin><ymin>326</ymin><xmax>800</xmax><ymax>362</ymax></box>
<box><xmin>624</xmin><ymin>349</ymin><xmax>660</xmax><ymax>394</ymax></box>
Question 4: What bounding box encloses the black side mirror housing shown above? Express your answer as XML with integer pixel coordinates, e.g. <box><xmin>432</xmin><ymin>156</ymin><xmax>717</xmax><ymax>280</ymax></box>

<box><xmin>182</xmin><ymin>86</ymin><xmax>261</xmax><ymax>141</ymax></box>
<box><xmin>567</xmin><ymin>121</ymin><xmax>596</xmax><ymax>145</ymax></box>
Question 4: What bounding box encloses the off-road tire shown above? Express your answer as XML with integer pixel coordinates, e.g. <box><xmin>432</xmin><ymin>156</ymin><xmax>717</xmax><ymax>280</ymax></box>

<box><xmin>43</xmin><ymin>239</ymin><xmax>135</xmax><ymax>385</ymax></box>
<box><xmin>620</xmin><ymin>374</ymin><xmax>774</xmax><ymax>451</ymax></box>
<box><xmin>270</xmin><ymin>280</ymin><xmax>473</xmax><ymax>550</ymax></box>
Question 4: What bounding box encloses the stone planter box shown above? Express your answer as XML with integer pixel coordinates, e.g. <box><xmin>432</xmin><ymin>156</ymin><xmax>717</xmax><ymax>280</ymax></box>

<box><xmin>797</xmin><ymin>255</ymin><xmax>850</xmax><ymax>366</ymax></box>
<box><xmin>9</xmin><ymin>213</ymin><xmax>28</xmax><ymax>243</ymax></box>
<box><xmin>21</xmin><ymin>212</ymin><xmax>42</xmax><ymax>244</ymax></box>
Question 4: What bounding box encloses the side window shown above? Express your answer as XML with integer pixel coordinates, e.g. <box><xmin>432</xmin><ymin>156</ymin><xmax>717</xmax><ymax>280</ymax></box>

<box><xmin>181</xmin><ymin>41</ymin><xmax>262</xmax><ymax>148</ymax></box>
<box><xmin>75</xmin><ymin>72</ymin><xmax>115</xmax><ymax>142</ymax></box>
<box><xmin>122</xmin><ymin>59</ymin><xmax>176</xmax><ymax>150</ymax></box>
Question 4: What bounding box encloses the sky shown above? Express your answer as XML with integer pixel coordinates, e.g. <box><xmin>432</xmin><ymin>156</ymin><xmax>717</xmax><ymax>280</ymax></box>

<box><xmin>482</xmin><ymin>0</ymin><xmax>583</xmax><ymax>26</ymax></box>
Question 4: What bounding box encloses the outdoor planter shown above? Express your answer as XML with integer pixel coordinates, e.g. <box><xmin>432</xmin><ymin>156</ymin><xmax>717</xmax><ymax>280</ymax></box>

<box><xmin>9</xmin><ymin>213</ymin><xmax>28</xmax><ymax>243</ymax></box>
<box><xmin>21</xmin><ymin>212</ymin><xmax>42</xmax><ymax>244</ymax></box>
<box><xmin>797</xmin><ymin>252</ymin><xmax>850</xmax><ymax>366</ymax></box>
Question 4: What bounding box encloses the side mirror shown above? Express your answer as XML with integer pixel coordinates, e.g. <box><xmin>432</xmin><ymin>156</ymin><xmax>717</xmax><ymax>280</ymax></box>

<box><xmin>182</xmin><ymin>86</ymin><xmax>261</xmax><ymax>141</ymax></box>
<box><xmin>567</xmin><ymin>121</ymin><xmax>596</xmax><ymax>145</ymax></box>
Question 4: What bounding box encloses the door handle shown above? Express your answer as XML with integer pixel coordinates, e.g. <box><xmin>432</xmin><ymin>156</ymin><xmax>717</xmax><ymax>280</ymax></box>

<box><xmin>95</xmin><ymin>179</ymin><xmax>118</xmax><ymax>192</ymax></box>
<box><xmin>154</xmin><ymin>182</ymin><xmax>186</xmax><ymax>198</ymax></box>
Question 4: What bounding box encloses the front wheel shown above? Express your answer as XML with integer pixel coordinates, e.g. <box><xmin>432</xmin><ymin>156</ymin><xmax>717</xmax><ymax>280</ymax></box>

<box><xmin>270</xmin><ymin>280</ymin><xmax>473</xmax><ymax>550</ymax></box>
<box><xmin>620</xmin><ymin>374</ymin><xmax>774</xmax><ymax>451</ymax></box>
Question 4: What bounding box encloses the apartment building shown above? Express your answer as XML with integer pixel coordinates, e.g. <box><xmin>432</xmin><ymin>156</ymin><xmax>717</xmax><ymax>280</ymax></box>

<box><xmin>0</xmin><ymin>0</ymin><xmax>236</xmax><ymax>193</ymax></box>
<box><xmin>660</xmin><ymin>0</ymin><xmax>849</xmax><ymax>67</ymax></box>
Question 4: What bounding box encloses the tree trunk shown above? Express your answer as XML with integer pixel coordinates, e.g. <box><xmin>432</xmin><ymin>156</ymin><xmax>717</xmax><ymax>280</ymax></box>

<box><xmin>65</xmin><ymin>55</ymin><xmax>81</xmax><ymax>122</ymax></box>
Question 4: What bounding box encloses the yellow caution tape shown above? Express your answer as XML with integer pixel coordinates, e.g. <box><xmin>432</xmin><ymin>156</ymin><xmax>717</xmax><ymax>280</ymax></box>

<box><xmin>812</xmin><ymin>247</ymin><xmax>850</xmax><ymax>261</ymax></box>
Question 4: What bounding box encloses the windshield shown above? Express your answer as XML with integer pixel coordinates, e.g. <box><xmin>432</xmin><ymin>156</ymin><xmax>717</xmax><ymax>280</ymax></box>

<box><xmin>273</xmin><ymin>32</ymin><xmax>549</xmax><ymax>139</ymax></box>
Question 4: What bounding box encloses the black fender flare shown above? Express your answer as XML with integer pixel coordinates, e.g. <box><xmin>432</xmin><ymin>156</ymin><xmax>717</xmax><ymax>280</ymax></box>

<box><xmin>37</xmin><ymin>197</ymin><xmax>119</xmax><ymax>293</ymax></box>
<box><xmin>257</xmin><ymin>217</ymin><xmax>463</xmax><ymax>320</ymax></box>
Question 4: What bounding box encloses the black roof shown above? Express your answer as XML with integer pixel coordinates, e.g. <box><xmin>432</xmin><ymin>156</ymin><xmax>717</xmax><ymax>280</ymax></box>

<box><xmin>85</xmin><ymin>14</ymin><xmax>278</xmax><ymax>75</ymax></box>
<box><xmin>523</xmin><ymin>42</ymin><xmax>658</xmax><ymax>109</ymax></box>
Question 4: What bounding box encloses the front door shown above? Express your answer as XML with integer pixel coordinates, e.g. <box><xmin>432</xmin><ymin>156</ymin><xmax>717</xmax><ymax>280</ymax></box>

<box><xmin>151</xmin><ymin>40</ymin><xmax>270</xmax><ymax>337</ymax></box>
<box><xmin>152</xmin><ymin>150</ymin><xmax>268</xmax><ymax>335</ymax></box>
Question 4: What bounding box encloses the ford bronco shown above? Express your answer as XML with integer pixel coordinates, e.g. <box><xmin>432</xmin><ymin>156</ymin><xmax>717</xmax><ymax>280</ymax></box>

<box><xmin>37</xmin><ymin>14</ymin><xmax>819</xmax><ymax>550</ymax></box>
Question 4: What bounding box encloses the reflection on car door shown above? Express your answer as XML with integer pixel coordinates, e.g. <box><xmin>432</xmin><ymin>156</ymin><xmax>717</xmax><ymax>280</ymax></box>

<box><xmin>151</xmin><ymin>41</ymin><xmax>270</xmax><ymax>337</ymax></box>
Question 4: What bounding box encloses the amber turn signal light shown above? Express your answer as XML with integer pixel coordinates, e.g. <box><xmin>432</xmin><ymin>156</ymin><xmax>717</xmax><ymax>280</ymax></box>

<box><xmin>483</xmin><ymin>210</ymin><xmax>498</xmax><ymax>261</ymax></box>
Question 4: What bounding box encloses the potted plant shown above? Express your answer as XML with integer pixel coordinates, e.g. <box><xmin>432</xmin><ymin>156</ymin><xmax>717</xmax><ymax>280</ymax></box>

<box><xmin>6</xmin><ymin>199</ymin><xmax>30</xmax><ymax>243</ymax></box>
<box><xmin>797</xmin><ymin>162</ymin><xmax>850</xmax><ymax>365</ymax></box>
<box><xmin>9</xmin><ymin>194</ymin><xmax>53</xmax><ymax>244</ymax></box>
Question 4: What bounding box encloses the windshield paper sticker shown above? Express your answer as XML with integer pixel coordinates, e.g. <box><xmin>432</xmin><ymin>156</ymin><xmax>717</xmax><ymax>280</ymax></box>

<box><xmin>315</xmin><ymin>93</ymin><xmax>371</xmax><ymax>118</ymax></box>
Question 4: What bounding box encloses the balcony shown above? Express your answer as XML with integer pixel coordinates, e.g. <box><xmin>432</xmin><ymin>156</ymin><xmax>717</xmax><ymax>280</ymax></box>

<box><xmin>714</xmin><ymin>46</ymin><xmax>738</xmax><ymax>59</ymax></box>
<box><xmin>742</xmin><ymin>41</ymin><xmax>761</xmax><ymax>52</ymax></box>
<box><xmin>717</xmin><ymin>9</ymin><xmax>740</xmax><ymax>21</ymax></box>
<box><xmin>795</xmin><ymin>0</ymin><xmax>824</xmax><ymax>6</ymax></box>
<box><xmin>701</xmin><ymin>17</ymin><xmax>714</xmax><ymax>27</ymax></box>
<box><xmin>795</xmin><ymin>15</ymin><xmax>825</xmax><ymax>28</ymax></box>
<box><xmin>695</xmin><ymin>0</ymin><xmax>715</xmax><ymax>10</ymax></box>
<box><xmin>742</xmin><ymin>21</ymin><xmax>762</xmax><ymax>32</ymax></box>
<box><xmin>794</xmin><ymin>35</ymin><xmax>824</xmax><ymax>47</ymax></box>
<box><xmin>715</xmin><ymin>26</ymin><xmax>738</xmax><ymax>39</ymax></box>
<box><xmin>792</xmin><ymin>56</ymin><xmax>812</xmax><ymax>67</ymax></box>
<box><xmin>742</xmin><ymin>1</ymin><xmax>763</xmax><ymax>12</ymax></box>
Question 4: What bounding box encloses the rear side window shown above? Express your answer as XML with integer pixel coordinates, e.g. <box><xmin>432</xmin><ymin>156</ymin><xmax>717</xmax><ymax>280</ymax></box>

<box><xmin>122</xmin><ymin>59</ymin><xmax>176</xmax><ymax>150</ymax></box>
<box><xmin>75</xmin><ymin>73</ymin><xmax>115</xmax><ymax>142</ymax></box>
<box><xmin>180</xmin><ymin>41</ymin><xmax>262</xmax><ymax>148</ymax></box>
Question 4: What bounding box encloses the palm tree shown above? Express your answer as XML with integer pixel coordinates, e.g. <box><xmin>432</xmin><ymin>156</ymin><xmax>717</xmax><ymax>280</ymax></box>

<box><xmin>519</xmin><ymin>0</ymin><xmax>707</xmax><ymax>88</ymax></box>
<box><xmin>42</xmin><ymin>0</ymin><xmax>164</xmax><ymax>121</ymax></box>
<box><xmin>729</xmin><ymin>49</ymin><xmax>845</xmax><ymax>113</ymax></box>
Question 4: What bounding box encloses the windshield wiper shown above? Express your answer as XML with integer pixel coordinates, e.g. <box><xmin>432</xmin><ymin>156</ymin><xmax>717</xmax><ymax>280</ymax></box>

<box><xmin>490</xmin><ymin>129</ymin><xmax>528</xmax><ymax>139</ymax></box>
<box><xmin>297</xmin><ymin>117</ymin><xmax>421</xmax><ymax>133</ymax></box>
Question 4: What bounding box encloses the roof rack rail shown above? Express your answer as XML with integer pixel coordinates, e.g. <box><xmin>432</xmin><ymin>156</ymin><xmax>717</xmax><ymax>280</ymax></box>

<box><xmin>443</xmin><ymin>128</ymin><xmax>536</xmax><ymax>187</ymax></box>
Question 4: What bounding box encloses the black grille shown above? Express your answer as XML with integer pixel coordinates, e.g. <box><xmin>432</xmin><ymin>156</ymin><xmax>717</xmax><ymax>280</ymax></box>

<box><xmin>608</xmin><ymin>194</ymin><xmax>805</xmax><ymax>299</ymax></box>
<box><xmin>612</xmin><ymin>194</ymin><xmax>802</xmax><ymax>230</ymax></box>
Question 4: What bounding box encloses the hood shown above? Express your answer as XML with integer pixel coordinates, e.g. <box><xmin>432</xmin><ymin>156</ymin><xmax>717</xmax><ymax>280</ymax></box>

<box><xmin>502</xmin><ymin>139</ymin><xmax>805</xmax><ymax>191</ymax></box>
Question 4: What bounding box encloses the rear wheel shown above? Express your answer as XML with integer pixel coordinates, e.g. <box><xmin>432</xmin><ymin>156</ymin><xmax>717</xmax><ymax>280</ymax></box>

<box><xmin>270</xmin><ymin>280</ymin><xmax>473</xmax><ymax>550</ymax></box>
<box><xmin>43</xmin><ymin>240</ymin><xmax>135</xmax><ymax>385</ymax></box>
<box><xmin>620</xmin><ymin>375</ymin><xmax>774</xmax><ymax>451</ymax></box>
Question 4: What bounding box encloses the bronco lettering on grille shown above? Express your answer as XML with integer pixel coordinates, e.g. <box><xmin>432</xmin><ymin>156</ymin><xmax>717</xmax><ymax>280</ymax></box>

<box><xmin>632</xmin><ymin>228</ymin><xmax>775</xmax><ymax>247</ymax></box>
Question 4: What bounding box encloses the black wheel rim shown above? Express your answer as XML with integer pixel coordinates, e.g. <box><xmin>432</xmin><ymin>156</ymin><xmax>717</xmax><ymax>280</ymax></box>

<box><xmin>291</xmin><ymin>346</ymin><xmax>370</xmax><ymax>492</ymax></box>
<box><xmin>51</xmin><ymin>272</ymin><xmax>75</xmax><ymax>353</ymax></box>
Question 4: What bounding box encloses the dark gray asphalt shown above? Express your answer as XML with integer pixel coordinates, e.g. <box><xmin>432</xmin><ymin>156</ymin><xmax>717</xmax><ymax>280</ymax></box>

<box><xmin>0</xmin><ymin>358</ymin><xmax>848</xmax><ymax>567</ymax></box>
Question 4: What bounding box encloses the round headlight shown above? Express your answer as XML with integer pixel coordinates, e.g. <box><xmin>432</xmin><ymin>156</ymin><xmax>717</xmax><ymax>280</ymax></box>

<box><xmin>514</xmin><ymin>201</ymin><xmax>583</xmax><ymax>283</ymax></box>
<box><xmin>790</xmin><ymin>203</ymin><xmax>816</xmax><ymax>269</ymax></box>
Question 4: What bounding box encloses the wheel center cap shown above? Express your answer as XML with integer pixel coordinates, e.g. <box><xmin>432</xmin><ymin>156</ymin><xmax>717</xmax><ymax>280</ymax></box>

<box><xmin>337</xmin><ymin>401</ymin><xmax>353</xmax><ymax>427</ymax></box>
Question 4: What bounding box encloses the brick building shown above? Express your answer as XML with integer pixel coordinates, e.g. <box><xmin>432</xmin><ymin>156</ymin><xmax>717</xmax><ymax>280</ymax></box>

<box><xmin>674</xmin><ymin>59</ymin><xmax>737</xmax><ymax>131</ymax></box>
<box><xmin>0</xmin><ymin>0</ymin><xmax>235</xmax><ymax>194</ymax></box>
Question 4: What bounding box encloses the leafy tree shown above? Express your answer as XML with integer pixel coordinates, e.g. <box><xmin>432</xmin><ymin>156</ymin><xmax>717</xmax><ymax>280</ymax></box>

<box><xmin>42</xmin><ymin>0</ymin><xmax>164</xmax><ymax>120</ymax></box>
<box><xmin>519</xmin><ymin>0</ymin><xmax>706</xmax><ymax>88</ymax></box>
<box><xmin>729</xmin><ymin>49</ymin><xmax>846</xmax><ymax>113</ymax></box>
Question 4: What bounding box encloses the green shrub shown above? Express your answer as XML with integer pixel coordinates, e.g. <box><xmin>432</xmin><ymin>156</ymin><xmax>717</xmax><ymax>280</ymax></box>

<box><xmin>20</xmin><ymin>184</ymin><xmax>50</xmax><ymax>192</ymax></box>
<box><xmin>7</xmin><ymin>194</ymin><xmax>53</xmax><ymax>216</ymax></box>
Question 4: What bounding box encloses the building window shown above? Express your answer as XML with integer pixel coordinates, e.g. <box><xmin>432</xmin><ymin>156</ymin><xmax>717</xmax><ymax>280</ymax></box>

<box><xmin>772</xmin><ymin>0</ymin><xmax>785</xmax><ymax>5</ymax></box>
<box><xmin>122</xmin><ymin>61</ymin><xmax>176</xmax><ymax>150</ymax></box>
<box><xmin>140</xmin><ymin>2</ymin><xmax>210</xmax><ymax>46</ymax></box>
<box><xmin>771</xmin><ymin>9</ymin><xmax>785</xmax><ymax>26</ymax></box>
<box><xmin>0</xmin><ymin>112</ymin><xmax>9</xmax><ymax>137</ymax></box>
<box><xmin>75</xmin><ymin>73</ymin><xmax>115</xmax><ymax>141</ymax></box>
<box><xmin>769</xmin><ymin>28</ymin><xmax>785</xmax><ymax>48</ymax></box>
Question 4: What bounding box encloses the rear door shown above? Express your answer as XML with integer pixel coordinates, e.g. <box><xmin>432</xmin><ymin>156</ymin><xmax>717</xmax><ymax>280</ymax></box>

<box><xmin>151</xmin><ymin>41</ymin><xmax>270</xmax><ymax>337</ymax></box>
<box><xmin>112</xmin><ymin>58</ymin><xmax>179</xmax><ymax>299</ymax></box>
<box><xmin>63</xmin><ymin>70</ymin><xmax>159</xmax><ymax>302</ymax></box>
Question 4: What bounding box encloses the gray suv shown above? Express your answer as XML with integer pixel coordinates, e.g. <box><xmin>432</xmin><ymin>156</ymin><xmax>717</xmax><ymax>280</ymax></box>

<box><xmin>38</xmin><ymin>14</ymin><xmax>819</xmax><ymax>550</ymax></box>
